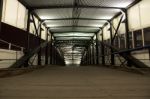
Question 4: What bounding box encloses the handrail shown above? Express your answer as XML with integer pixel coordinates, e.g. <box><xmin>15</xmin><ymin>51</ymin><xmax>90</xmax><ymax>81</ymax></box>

<box><xmin>114</xmin><ymin>45</ymin><xmax>150</xmax><ymax>54</ymax></box>
<box><xmin>100</xmin><ymin>42</ymin><xmax>149</xmax><ymax>68</ymax></box>
<box><xmin>0</xmin><ymin>38</ymin><xmax>25</xmax><ymax>51</ymax></box>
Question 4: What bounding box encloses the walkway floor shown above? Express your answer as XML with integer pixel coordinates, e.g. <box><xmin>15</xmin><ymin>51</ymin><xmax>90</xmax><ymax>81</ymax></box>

<box><xmin>0</xmin><ymin>66</ymin><xmax>150</xmax><ymax>99</ymax></box>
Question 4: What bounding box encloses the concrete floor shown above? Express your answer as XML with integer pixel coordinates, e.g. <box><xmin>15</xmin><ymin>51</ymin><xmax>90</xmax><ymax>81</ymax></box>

<box><xmin>0</xmin><ymin>66</ymin><xmax>150</xmax><ymax>99</ymax></box>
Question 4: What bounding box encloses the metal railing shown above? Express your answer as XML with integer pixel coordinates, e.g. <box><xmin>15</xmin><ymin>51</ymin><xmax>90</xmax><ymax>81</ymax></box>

<box><xmin>0</xmin><ymin>39</ymin><xmax>25</xmax><ymax>51</ymax></box>
<box><xmin>0</xmin><ymin>39</ymin><xmax>25</xmax><ymax>68</ymax></box>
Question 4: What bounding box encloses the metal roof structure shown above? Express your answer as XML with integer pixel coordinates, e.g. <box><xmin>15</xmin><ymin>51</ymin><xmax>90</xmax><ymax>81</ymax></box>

<box><xmin>18</xmin><ymin>0</ymin><xmax>140</xmax><ymax>65</ymax></box>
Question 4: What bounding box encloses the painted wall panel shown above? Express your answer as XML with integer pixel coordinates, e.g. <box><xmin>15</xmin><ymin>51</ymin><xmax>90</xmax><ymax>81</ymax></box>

<box><xmin>0</xmin><ymin>49</ymin><xmax>24</xmax><ymax>68</ymax></box>
<box><xmin>41</xmin><ymin>25</ymin><xmax>46</xmax><ymax>40</ymax></box>
<box><xmin>128</xmin><ymin>0</ymin><xmax>150</xmax><ymax>30</ymax></box>
<box><xmin>128</xmin><ymin>4</ymin><xmax>141</xmax><ymax>31</ymax></box>
<box><xmin>140</xmin><ymin>0</ymin><xmax>150</xmax><ymax>28</ymax></box>
<box><xmin>103</xmin><ymin>25</ymin><xmax>110</xmax><ymax>40</ymax></box>
<box><xmin>17</xmin><ymin>2</ymin><xmax>27</xmax><ymax>30</ymax></box>
<box><xmin>2</xmin><ymin>0</ymin><xmax>27</xmax><ymax>30</ymax></box>
<box><xmin>4</xmin><ymin>0</ymin><xmax>18</xmax><ymax>26</ymax></box>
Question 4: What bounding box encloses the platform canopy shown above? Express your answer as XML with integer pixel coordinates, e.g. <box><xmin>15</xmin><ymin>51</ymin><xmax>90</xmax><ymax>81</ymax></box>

<box><xmin>18</xmin><ymin>0</ymin><xmax>139</xmax><ymax>65</ymax></box>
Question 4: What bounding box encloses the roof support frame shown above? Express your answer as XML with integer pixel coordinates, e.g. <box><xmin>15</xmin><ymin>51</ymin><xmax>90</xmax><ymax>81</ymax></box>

<box><xmin>32</xmin><ymin>5</ymin><xmax>123</xmax><ymax>10</ymax></box>
<box><xmin>43</xmin><ymin>18</ymin><xmax>108</xmax><ymax>21</ymax></box>
<box><xmin>54</xmin><ymin>36</ymin><xmax>93</xmax><ymax>38</ymax></box>
<box><xmin>49</xmin><ymin>26</ymin><xmax>101</xmax><ymax>28</ymax></box>
<box><xmin>52</xmin><ymin>31</ymin><xmax>95</xmax><ymax>33</ymax></box>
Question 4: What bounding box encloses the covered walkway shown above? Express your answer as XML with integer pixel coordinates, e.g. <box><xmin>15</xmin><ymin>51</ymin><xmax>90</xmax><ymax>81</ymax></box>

<box><xmin>0</xmin><ymin>0</ymin><xmax>150</xmax><ymax>99</ymax></box>
<box><xmin>0</xmin><ymin>66</ymin><xmax>150</xmax><ymax>99</ymax></box>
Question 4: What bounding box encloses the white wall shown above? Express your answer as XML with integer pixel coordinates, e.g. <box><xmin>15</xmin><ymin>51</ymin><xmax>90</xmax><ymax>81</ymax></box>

<box><xmin>2</xmin><ymin>0</ymin><xmax>28</xmax><ymax>30</ymax></box>
<box><xmin>132</xmin><ymin>50</ymin><xmax>150</xmax><ymax>67</ymax></box>
<box><xmin>128</xmin><ymin>0</ymin><xmax>150</xmax><ymax>31</ymax></box>
<box><xmin>103</xmin><ymin>25</ymin><xmax>110</xmax><ymax>40</ymax></box>
<box><xmin>0</xmin><ymin>49</ymin><xmax>24</xmax><ymax>68</ymax></box>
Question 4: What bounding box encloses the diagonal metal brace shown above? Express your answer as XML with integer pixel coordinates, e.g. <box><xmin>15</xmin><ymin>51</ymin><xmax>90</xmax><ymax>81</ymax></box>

<box><xmin>10</xmin><ymin>41</ymin><xmax>49</xmax><ymax>68</ymax></box>
<box><xmin>112</xmin><ymin>15</ymin><xmax>124</xmax><ymax>42</ymax></box>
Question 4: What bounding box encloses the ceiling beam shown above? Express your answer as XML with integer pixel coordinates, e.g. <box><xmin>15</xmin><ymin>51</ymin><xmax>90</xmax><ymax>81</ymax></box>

<box><xmin>54</xmin><ymin>36</ymin><xmax>93</xmax><ymax>38</ymax></box>
<box><xmin>43</xmin><ymin>18</ymin><xmax>108</xmax><ymax>21</ymax></box>
<box><xmin>51</xmin><ymin>31</ymin><xmax>97</xmax><ymax>33</ymax></box>
<box><xmin>49</xmin><ymin>26</ymin><xmax>101</xmax><ymax>28</ymax></box>
<box><xmin>127</xmin><ymin>0</ymin><xmax>142</xmax><ymax>9</ymax></box>
<box><xmin>32</xmin><ymin>5</ymin><xmax>123</xmax><ymax>10</ymax></box>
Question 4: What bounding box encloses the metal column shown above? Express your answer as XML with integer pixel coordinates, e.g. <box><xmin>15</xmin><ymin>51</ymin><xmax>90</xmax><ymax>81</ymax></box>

<box><xmin>92</xmin><ymin>43</ymin><xmax>95</xmax><ymax>65</ymax></box>
<box><xmin>101</xmin><ymin>30</ymin><xmax>105</xmax><ymax>65</ymax></box>
<box><xmin>45</xmin><ymin>28</ymin><xmax>49</xmax><ymax>65</ymax></box>
<box><xmin>124</xmin><ymin>9</ymin><xmax>131</xmax><ymax>66</ymax></box>
<box><xmin>0</xmin><ymin>0</ymin><xmax>3</xmax><ymax>32</ymax></box>
<box><xmin>96</xmin><ymin>33</ymin><xmax>99</xmax><ymax>65</ymax></box>
<box><xmin>109</xmin><ymin>21</ymin><xmax>115</xmax><ymax>65</ymax></box>
<box><xmin>38</xmin><ymin>22</ymin><xmax>42</xmax><ymax>65</ymax></box>
<box><xmin>24</xmin><ymin>10</ymin><xmax>31</xmax><ymax>67</ymax></box>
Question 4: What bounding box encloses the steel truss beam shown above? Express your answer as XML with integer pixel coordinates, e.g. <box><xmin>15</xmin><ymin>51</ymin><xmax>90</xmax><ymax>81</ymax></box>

<box><xmin>53</xmin><ymin>31</ymin><xmax>94</xmax><ymax>33</ymax></box>
<box><xmin>43</xmin><ymin>18</ymin><xmax>108</xmax><ymax>21</ymax></box>
<box><xmin>32</xmin><ymin>5</ymin><xmax>123</xmax><ymax>10</ymax></box>
<box><xmin>54</xmin><ymin>36</ymin><xmax>93</xmax><ymax>38</ymax></box>
<box><xmin>48</xmin><ymin>26</ymin><xmax>101</xmax><ymax>28</ymax></box>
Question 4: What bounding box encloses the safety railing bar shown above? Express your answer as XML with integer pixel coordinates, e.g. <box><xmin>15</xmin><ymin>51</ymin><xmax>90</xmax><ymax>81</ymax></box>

<box><xmin>99</xmin><ymin>45</ymin><xmax>150</xmax><ymax>57</ymax></box>
<box><xmin>114</xmin><ymin>45</ymin><xmax>150</xmax><ymax>54</ymax></box>
<box><xmin>0</xmin><ymin>39</ymin><xmax>9</xmax><ymax>44</ymax></box>
<box><xmin>0</xmin><ymin>38</ymin><xmax>25</xmax><ymax>50</ymax></box>
<box><xmin>0</xmin><ymin>59</ymin><xmax>17</xmax><ymax>60</ymax></box>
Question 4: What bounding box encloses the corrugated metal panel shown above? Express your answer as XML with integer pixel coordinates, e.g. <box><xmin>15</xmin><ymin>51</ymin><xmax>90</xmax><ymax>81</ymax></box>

<box><xmin>55</xmin><ymin>37</ymin><xmax>91</xmax><ymax>40</ymax></box>
<box><xmin>73</xmin><ymin>27</ymin><xmax>100</xmax><ymax>32</ymax></box>
<box><xmin>77</xmin><ymin>20</ymin><xmax>106</xmax><ymax>27</ymax></box>
<box><xmin>53</xmin><ymin>33</ymin><xmax>95</xmax><ymax>37</ymax></box>
<box><xmin>23</xmin><ymin>0</ymin><xmax>74</xmax><ymax>7</ymax></box>
<box><xmin>80</xmin><ymin>0</ymin><xmax>135</xmax><ymax>8</ymax></box>
<box><xmin>35</xmin><ymin>8</ymin><xmax>73</xmax><ymax>19</ymax></box>
<box><xmin>50</xmin><ymin>27</ymin><xmax>73</xmax><ymax>33</ymax></box>
<box><xmin>45</xmin><ymin>20</ymin><xmax>73</xmax><ymax>27</ymax></box>
<box><xmin>50</xmin><ymin>27</ymin><xmax>99</xmax><ymax>33</ymax></box>
<box><xmin>79</xmin><ymin>8</ymin><xmax>120</xmax><ymax>20</ymax></box>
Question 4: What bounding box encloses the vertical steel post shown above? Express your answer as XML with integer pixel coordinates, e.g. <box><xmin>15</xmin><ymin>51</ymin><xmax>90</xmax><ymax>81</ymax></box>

<box><xmin>27</xmin><ymin>11</ymin><xmax>31</xmax><ymax>49</ymax></box>
<box><xmin>124</xmin><ymin>9</ymin><xmax>130</xmax><ymax>49</ymax></box>
<box><xmin>90</xmin><ymin>45</ymin><xmax>92</xmax><ymax>65</ymax></box>
<box><xmin>45</xmin><ymin>28</ymin><xmax>49</xmax><ymax>65</ymax></box>
<box><xmin>92</xmin><ymin>43</ymin><xmax>95</xmax><ymax>65</ymax></box>
<box><xmin>109</xmin><ymin>21</ymin><xmax>115</xmax><ymax>65</ymax></box>
<box><xmin>86</xmin><ymin>51</ymin><xmax>88</xmax><ymax>65</ymax></box>
<box><xmin>101</xmin><ymin>30</ymin><xmax>105</xmax><ymax>65</ymax></box>
<box><xmin>96</xmin><ymin>33</ymin><xmax>99</xmax><ymax>65</ymax></box>
<box><xmin>124</xmin><ymin>9</ymin><xmax>131</xmax><ymax>66</ymax></box>
<box><xmin>24</xmin><ymin>10</ymin><xmax>31</xmax><ymax>67</ymax></box>
<box><xmin>38</xmin><ymin>22</ymin><xmax>42</xmax><ymax>65</ymax></box>
<box><xmin>0</xmin><ymin>0</ymin><xmax>3</xmax><ymax>32</ymax></box>
<box><xmin>50</xmin><ymin>35</ymin><xmax>53</xmax><ymax>64</ymax></box>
